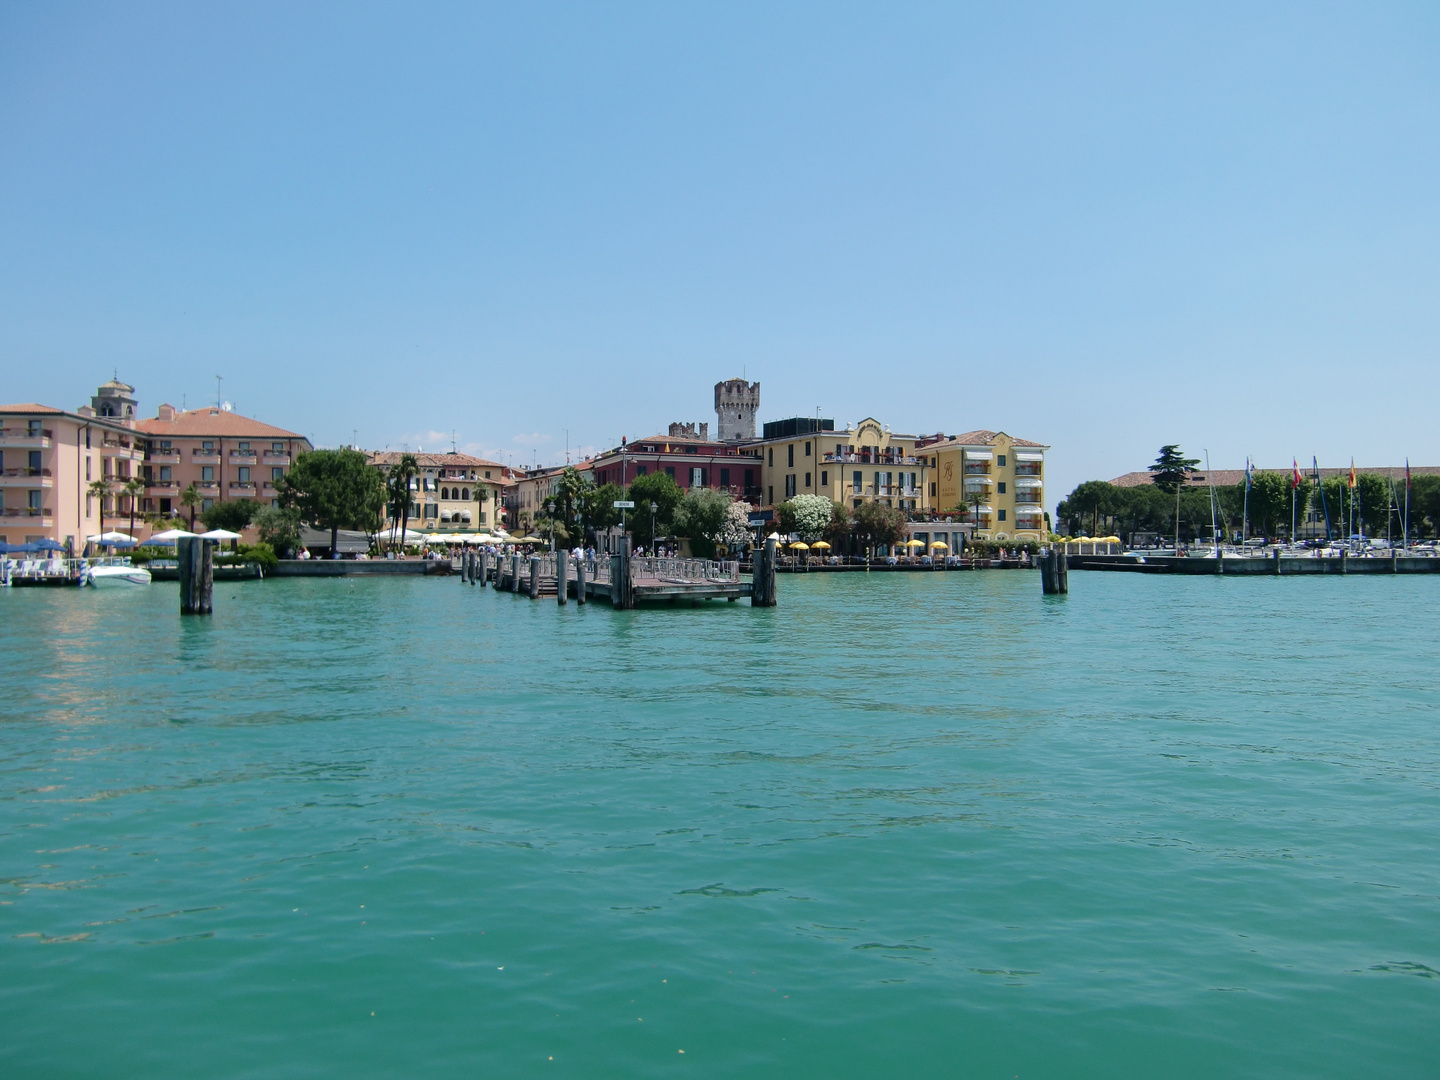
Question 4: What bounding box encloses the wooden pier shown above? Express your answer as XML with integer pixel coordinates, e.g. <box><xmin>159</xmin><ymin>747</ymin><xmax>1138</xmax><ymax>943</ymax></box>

<box><xmin>462</xmin><ymin>541</ymin><xmax>775</xmax><ymax>608</ymax></box>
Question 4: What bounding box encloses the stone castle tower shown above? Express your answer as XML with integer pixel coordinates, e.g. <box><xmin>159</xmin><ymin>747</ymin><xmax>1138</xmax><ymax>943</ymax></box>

<box><xmin>91</xmin><ymin>378</ymin><xmax>138</xmax><ymax>425</ymax></box>
<box><xmin>714</xmin><ymin>378</ymin><xmax>760</xmax><ymax>442</ymax></box>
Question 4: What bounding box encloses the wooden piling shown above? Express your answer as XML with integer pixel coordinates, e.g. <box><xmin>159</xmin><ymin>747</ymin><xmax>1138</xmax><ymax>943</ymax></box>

<box><xmin>1340</xmin><ymin>549</ymin><xmax>1347</xmax><ymax>575</ymax></box>
<box><xmin>576</xmin><ymin>554</ymin><xmax>587</xmax><ymax>604</ymax></box>
<box><xmin>752</xmin><ymin>537</ymin><xmax>777</xmax><ymax>606</ymax></box>
<box><xmin>556</xmin><ymin>549</ymin><xmax>568</xmax><ymax>605</ymax></box>
<box><xmin>610</xmin><ymin>539</ymin><xmax>634</xmax><ymax>609</ymax></box>
<box><xmin>529</xmin><ymin>555</ymin><xmax>541</xmax><ymax>599</ymax></box>
<box><xmin>1273</xmin><ymin>548</ymin><xmax>1282</xmax><ymax>575</ymax></box>
<box><xmin>178</xmin><ymin>536</ymin><xmax>214</xmax><ymax>615</ymax></box>
<box><xmin>1040</xmin><ymin>548</ymin><xmax>1068</xmax><ymax>595</ymax></box>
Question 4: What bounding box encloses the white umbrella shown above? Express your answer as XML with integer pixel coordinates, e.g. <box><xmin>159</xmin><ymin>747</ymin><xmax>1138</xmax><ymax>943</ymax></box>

<box><xmin>150</xmin><ymin>528</ymin><xmax>198</xmax><ymax>543</ymax></box>
<box><xmin>199</xmin><ymin>529</ymin><xmax>244</xmax><ymax>541</ymax></box>
<box><xmin>87</xmin><ymin>531</ymin><xmax>137</xmax><ymax>545</ymax></box>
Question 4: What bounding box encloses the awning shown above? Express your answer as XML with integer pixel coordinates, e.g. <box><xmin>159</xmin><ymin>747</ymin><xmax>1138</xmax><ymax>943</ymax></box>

<box><xmin>964</xmin><ymin>476</ymin><xmax>992</xmax><ymax>485</ymax></box>
<box><xmin>963</xmin><ymin>450</ymin><xmax>993</xmax><ymax>461</ymax></box>
<box><xmin>1014</xmin><ymin>477</ymin><xmax>1043</xmax><ymax>487</ymax></box>
<box><xmin>1015</xmin><ymin>451</ymin><xmax>1044</xmax><ymax>462</ymax></box>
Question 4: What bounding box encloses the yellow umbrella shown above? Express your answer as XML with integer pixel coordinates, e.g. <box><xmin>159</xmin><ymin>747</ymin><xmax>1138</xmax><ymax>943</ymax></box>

<box><xmin>930</xmin><ymin>541</ymin><xmax>948</xmax><ymax>550</ymax></box>
<box><xmin>789</xmin><ymin>541</ymin><xmax>810</xmax><ymax>550</ymax></box>
<box><xmin>811</xmin><ymin>540</ymin><xmax>831</xmax><ymax>550</ymax></box>
<box><xmin>904</xmin><ymin>538</ymin><xmax>925</xmax><ymax>547</ymax></box>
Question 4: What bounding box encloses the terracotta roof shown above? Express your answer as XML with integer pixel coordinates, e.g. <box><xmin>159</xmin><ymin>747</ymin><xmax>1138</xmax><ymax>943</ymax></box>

<box><xmin>136</xmin><ymin>407</ymin><xmax>306</xmax><ymax>440</ymax></box>
<box><xmin>1111</xmin><ymin>466</ymin><xmax>1440</xmax><ymax>488</ymax></box>
<box><xmin>0</xmin><ymin>403</ymin><xmax>66</xmax><ymax>414</ymax></box>
<box><xmin>923</xmin><ymin>430</ymin><xmax>1049</xmax><ymax>450</ymax></box>
<box><xmin>368</xmin><ymin>451</ymin><xmax>507</xmax><ymax>470</ymax></box>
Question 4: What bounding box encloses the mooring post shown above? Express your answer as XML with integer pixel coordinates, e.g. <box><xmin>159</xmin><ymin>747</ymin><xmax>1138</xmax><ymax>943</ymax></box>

<box><xmin>752</xmin><ymin>536</ymin><xmax>777</xmax><ymax>607</ymax></box>
<box><xmin>529</xmin><ymin>555</ymin><xmax>541</xmax><ymax>599</ymax></box>
<box><xmin>1041</xmin><ymin>548</ymin><xmax>1056</xmax><ymax>594</ymax></box>
<box><xmin>576</xmin><ymin>553</ymin><xmax>587</xmax><ymax>604</ymax></box>
<box><xmin>1340</xmin><ymin>548</ymin><xmax>1347</xmax><ymax>575</ymax></box>
<box><xmin>1392</xmin><ymin>549</ymin><xmax>1399</xmax><ymax>574</ymax></box>
<box><xmin>556</xmin><ymin>549</ymin><xmax>568</xmax><ymax>605</ymax></box>
<box><xmin>1057</xmin><ymin>549</ymin><xmax>1068</xmax><ymax>593</ymax></box>
<box><xmin>511</xmin><ymin>554</ymin><xmax>521</xmax><ymax>592</ymax></box>
<box><xmin>1273</xmin><ymin>548</ymin><xmax>1282</xmax><ymax>575</ymax></box>
<box><xmin>179</xmin><ymin>536</ymin><xmax>214</xmax><ymax>615</ymax></box>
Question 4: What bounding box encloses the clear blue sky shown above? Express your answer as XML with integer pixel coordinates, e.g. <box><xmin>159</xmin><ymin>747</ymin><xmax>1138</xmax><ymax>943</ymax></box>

<box><xmin>3</xmin><ymin>2</ymin><xmax>1437</xmax><ymax>506</ymax></box>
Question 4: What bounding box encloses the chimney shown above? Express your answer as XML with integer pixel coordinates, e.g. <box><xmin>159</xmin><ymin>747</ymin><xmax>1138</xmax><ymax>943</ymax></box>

<box><xmin>157</xmin><ymin>403</ymin><xmax>177</xmax><ymax>422</ymax></box>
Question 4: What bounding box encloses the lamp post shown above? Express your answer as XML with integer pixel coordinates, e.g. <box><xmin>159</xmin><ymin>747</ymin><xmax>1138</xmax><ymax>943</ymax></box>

<box><xmin>545</xmin><ymin>498</ymin><xmax>555</xmax><ymax>552</ymax></box>
<box><xmin>649</xmin><ymin>501</ymin><xmax>657</xmax><ymax>554</ymax></box>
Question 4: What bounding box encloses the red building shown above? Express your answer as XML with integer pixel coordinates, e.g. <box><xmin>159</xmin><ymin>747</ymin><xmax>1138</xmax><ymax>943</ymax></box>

<box><xmin>588</xmin><ymin>423</ymin><xmax>762</xmax><ymax>500</ymax></box>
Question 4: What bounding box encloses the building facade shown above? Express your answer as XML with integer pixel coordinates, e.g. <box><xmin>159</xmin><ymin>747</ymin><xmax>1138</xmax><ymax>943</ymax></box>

<box><xmin>0</xmin><ymin>400</ymin><xmax>144</xmax><ymax>552</ymax></box>
<box><xmin>914</xmin><ymin>430</ymin><xmax>1048</xmax><ymax>541</ymax></box>
<box><xmin>589</xmin><ymin>426</ymin><xmax>764</xmax><ymax>500</ymax></box>
<box><xmin>368</xmin><ymin>451</ymin><xmax>512</xmax><ymax>535</ymax></box>
<box><xmin>753</xmin><ymin>416</ymin><xmax>930</xmax><ymax>513</ymax></box>
<box><xmin>137</xmin><ymin>402</ymin><xmax>312</xmax><ymax>520</ymax></box>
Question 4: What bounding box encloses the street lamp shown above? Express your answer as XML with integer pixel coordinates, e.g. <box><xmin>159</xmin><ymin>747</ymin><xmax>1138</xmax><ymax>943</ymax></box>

<box><xmin>649</xmin><ymin>501</ymin><xmax>658</xmax><ymax>554</ymax></box>
<box><xmin>545</xmin><ymin>498</ymin><xmax>555</xmax><ymax>552</ymax></box>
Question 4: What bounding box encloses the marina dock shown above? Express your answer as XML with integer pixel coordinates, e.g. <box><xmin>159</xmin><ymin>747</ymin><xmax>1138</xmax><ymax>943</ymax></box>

<box><xmin>473</xmin><ymin>550</ymin><xmax>762</xmax><ymax>607</ymax></box>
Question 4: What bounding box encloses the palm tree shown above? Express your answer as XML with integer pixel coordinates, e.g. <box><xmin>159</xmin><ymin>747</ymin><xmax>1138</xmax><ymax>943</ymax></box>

<box><xmin>87</xmin><ymin>477</ymin><xmax>112</xmax><ymax>533</ymax></box>
<box><xmin>123</xmin><ymin>476</ymin><xmax>145</xmax><ymax>538</ymax></box>
<box><xmin>180</xmin><ymin>483</ymin><xmax>201</xmax><ymax>529</ymax></box>
<box><xmin>387</xmin><ymin>454</ymin><xmax>419</xmax><ymax>552</ymax></box>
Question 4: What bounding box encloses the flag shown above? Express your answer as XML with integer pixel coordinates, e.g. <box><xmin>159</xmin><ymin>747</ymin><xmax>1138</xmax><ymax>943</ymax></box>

<box><xmin>1292</xmin><ymin>459</ymin><xmax>1302</xmax><ymax>489</ymax></box>
<box><xmin>1406</xmin><ymin>459</ymin><xmax>1411</xmax><ymax>489</ymax></box>
<box><xmin>1245</xmin><ymin>458</ymin><xmax>1253</xmax><ymax>491</ymax></box>
<box><xmin>1312</xmin><ymin>456</ymin><xmax>1321</xmax><ymax>481</ymax></box>
<box><xmin>1348</xmin><ymin>459</ymin><xmax>1356</xmax><ymax>489</ymax></box>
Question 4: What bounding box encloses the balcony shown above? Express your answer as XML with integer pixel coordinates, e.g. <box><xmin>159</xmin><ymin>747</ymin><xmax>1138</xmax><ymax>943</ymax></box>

<box><xmin>2</xmin><ymin>506</ymin><xmax>50</xmax><ymax>517</ymax></box>
<box><xmin>262</xmin><ymin>453</ymin><xmax>291</xmax><ymax>466</ymax></box>
<box><xmin>147</xmin><ymin>481</ymin><xmax>180</xmax><ymax>494</ymax></box>
<box><xmin>230</xmin><ymin>452</ymin><xmax>257</xmax><ymax>464</ymax></box>
<box><xmin>192</xmin><ymin>450</ymin><xmax>221</xmax><ymax>463</ymax></box>
<box><xmin>823</xmin><ymin>452</ymin><xmax>920</xmax><ymax>465</ymax></box>
<box><xmin>149</xmin><ymin>450</ymin><xmax>181</xmax><ymax>464</ymax></box>
<box><xmin>1014</xmin><ymin>466</ymin><xmax>1043</xmax><ymax>477</ymax></box>
<box><xmin>0</xmin><ymin>430</ymin><xmax>52</xmax><ymax>448</ymax></box>
<box><xmin>196</xmin><ymin>483</ymin><xmax>220</xmax><ymax>496</ymax></box>
<box><xmin>0</xmin><ymin>468</ymin><xmax>53</xmax><ymax>485</ymax></box>
<box><xmin>229</xmin><ymin>482</ymin><xmax>257</xmax><ymax>497</ymax></box>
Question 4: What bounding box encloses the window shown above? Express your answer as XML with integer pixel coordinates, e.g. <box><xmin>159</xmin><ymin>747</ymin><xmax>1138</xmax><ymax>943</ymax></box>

<box><xmin>160</xmin><ymin>498</ymin><xmax>171</xmax><ymax>514</ymax></box>
<box><xmin>238</xmin><ymin>441</ymin><xmax>251</xmax><ymax>452</ymax></box>
<box><xmin>805</xmin><ymin>472</ymin><xmax>811</xmax><ymax>488</ymax></box>
<box><xmin>86</xmin><ymin>495</ymin><xmax>92</xmax><ymax>518</ymax></box>
<box><xmin>997</xmin><ymin>482</ymin><xmax>1006</xmax><ymax>494</ymax></box>
<box><xmin>484</xmin><ymin>471</ymin><xmax>491</xmax><ymax>479</ymax></box>
<box><xmin>28</xmin><ymin>420</ymin><xmax>41</xmax><ymax>435</ymax></box>
<box><xmin>272</xmin><ymin>499</ymin><xmax>279</xmax><ymax>508</ymax></box>
<box><xmin>787</xmin><ymin>445</ymin><xmax>794</xmax><ymax>468</ymax></box>
<box><xmin>461</xmin><ymin>488</ymin><xmax>469</xmax><ymax>500</ymax></box>
<box><xmin>28</xmin><ymin>450</ymin><xmax>41</xmax><ymax>471</ymax></box>
<box><xmin>805</xmin><ymin>441</ymin><xmax>811</xmax><ymax>457</ymax></box>
<box><xmin>85</xmin><ymin>429</ymin><xmax>91</xmax><ymax>449</ymax></box>
<box><xmin>441</xmin><ymin>487</ymin><xmax>449</xmax><ymax>500</ymax></box>
<box><xmin>930</xmin><ymin>481</ymin><xmax>936</xmax><ymax>497</ymax></box>
<box><xmin>201</xmin><ymin>466</ymin><xmax>214</xmax><ymax>482</ymax></box>
<box><xmin>202</xmin><ymin>441</ymin><xmax>215</xmax><ymax>451</ymax></box>
<box><xmin>720</xmin><ymin>467</ymin><xmax>730</xmax><ymax>487</ymax></box>
<box><xmin>636</xmin><ymin>465</ymin><xmax>647</xmax><ymax>476</ymax></box>
<box><xmin>665</xmin><ymin>466</ymin><xmax>675</xmax><ymax>478</ymax></box>
<box><xmin>691</xmin><ymin>467</ymin><xmax>703</xmax><ymax>488</ymax></box>
<box><xmin>202</xmin><ymin>498</ymin><xmax>214</xmax><ymax>511</ymax></box>
<box><xmin>272</xmin><ymin>467</ymin><xmax>283</xmax><ymax>481</ymax></box>
<box><xmin>998</xmin><ymin>454</ymin><xmax>1006</xmax><ymax>467</ymax></box>
<box><xmin>160</xmin><ymin>440</ymin><xmax>171</xmax><ymax>450</ymax></box>
<box><xmin>768</xmin><ymin>448</ymin><xmax>774</xmax><ymax>466</ymax></box>
<box><xmin>29</xmin><ymin>489</ymin><xmax>42</xmax><ymax>510</ymax></box>
<box><xmin>272</xmin><ymin>442</ymin><xmax>283</xmax><ymax>452</ymax></box>
<box><xmin>820</xmin><ymin>470</ymin><xmax>827</xmax><ymax>487</ymax></box>
<box><xmin>785</xmin><ymin>474</ymin><xmax>796</xmax><ymax>498</ymax></box>
<box><xmin>852</xmin><ymin>470</ymin><xmax>862</xmax><ymax>493</ymax></box>
<box><xmin>744</xmin><ymin>468</ymin><xmax>753</xmax><ymax>487</ymax></box>
<box><xmin>160</xmin><ymin>466</ymin><xmax>172</xmax><ymax>481</ymax></box>
<box><xmin>768</xmin><ymin>486</ymin><xmax>774</xmax><ymax>504</ymax></box>
<box><xmin>85</xmin><ymin>457</ymin><xmax>91</xmax><ymax>481</ymax></box>
<box><xmin>998</xmin><ymin>509</ymin><xmax>1006</xmax><ymax>521</ymax></box>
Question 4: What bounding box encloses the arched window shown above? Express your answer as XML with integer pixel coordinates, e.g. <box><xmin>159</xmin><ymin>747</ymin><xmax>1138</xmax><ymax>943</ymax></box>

<box><xmin>461</xmin><ymin>488</ymin><xmax>469</xmax><ymax>500</ymax></box>
<box><xmin>440</xmin><ymin>487</ymin><xmax>449</xmax><ymax>500</ymax></box>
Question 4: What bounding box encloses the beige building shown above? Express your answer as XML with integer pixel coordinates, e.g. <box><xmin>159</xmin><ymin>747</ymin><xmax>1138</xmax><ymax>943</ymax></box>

<box><xmin>914</xmin><ymin>429</ymin><xmax>1048</xmax><ymax>541</ymax></box>
<box><xmin>369</xmin><ymin>451</ymin><xmax>511</xmax><ymax>535</ymax></box>
<box><xmin>753</xmin><ymin>417</ymin><xmax>929</xmax><ymax>513</ymax></box>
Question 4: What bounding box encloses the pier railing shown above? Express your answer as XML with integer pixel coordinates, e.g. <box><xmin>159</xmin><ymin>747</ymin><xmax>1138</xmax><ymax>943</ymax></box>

<box><xmin>630</xmin><ymin>557</ymin><xmax>740</xmax><ymax>583</ymax></box>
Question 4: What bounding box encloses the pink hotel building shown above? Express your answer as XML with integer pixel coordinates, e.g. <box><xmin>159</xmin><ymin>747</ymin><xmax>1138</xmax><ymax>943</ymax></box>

<box><xmin>0</xmin><ymin>378</ymin><xmax>310</xmax><ymax>552</ymax></box>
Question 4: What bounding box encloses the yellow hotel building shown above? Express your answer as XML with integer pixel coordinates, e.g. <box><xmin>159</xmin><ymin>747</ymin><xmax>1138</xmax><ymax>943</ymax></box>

<box><xmin>915</xmin><ymin>429</ymin><xmax>1048</xmax><ymax>541</ymax></box>
<box><xmin>754</xmin><ymin>417</ymin><xmax>929</xmax><ymax>512</ymax></box>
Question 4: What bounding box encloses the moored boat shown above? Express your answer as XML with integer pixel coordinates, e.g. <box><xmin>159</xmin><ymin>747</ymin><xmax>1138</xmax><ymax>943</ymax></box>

<box><xmin>85</xmin><ymin>563</ymin><xmax>152</xmax><ymax>587</ymax></box>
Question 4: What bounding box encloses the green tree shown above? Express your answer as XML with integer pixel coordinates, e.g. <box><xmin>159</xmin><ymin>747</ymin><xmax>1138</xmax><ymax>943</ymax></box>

<box><xmin>584</xmin><ymin>483</ymin><xmax>625</xmax><ymax>535</ymax></box>
<box><xmin>201</xmin><ymin>499</ymin><xmax>257</xmax><ymax>533</ymax></box>
<box><xmin>1057</xmin><ymin>480</ymin><xmax>1120</xmax><ymax>537</ymax></box>
<box><xmin>673</xmin><ymin>488</ymin><xmax>733</xmax><ymax>557</ymax></box>
<box><xmin>87</xmin><ymin>477</ymin><xmax>112</xmax><ymax>532</ymax></box>
<box><xmin>851</xmin><ymin>501</ymin><xmax>906</xmax><ymax>557</ymax></box>
<box><xmin>1149</xmin><ymin>445</ymin><xmax>1200</xmax><ymax>547</ymax></box>
<box><xmin>121</xmin><ymin>476</ymin><xmax>145</xmax><ymax>538</ymax></box>
<box><xmin>823</xmin><ymin>501</ymin><xmax>853</xmax><ymax>551</ymax></box>
<box><xmin>385</xmin><ymin>454</ymin><xmax>419</xmax><ymax>550</ymax></box>
<box><xmin>278</xmin><ymin>448</ymin><xmax>387</xmax><ymax>554</ymax></box>
<box><xmin>625</xmin><ymin>472</ymin><xmax>684</xmax><ymax>547</ymax></box>
<box><xmin>253</xmin><ymin>504</ymin><xmax>303</xmax><ymax>555</ymax></box>
<box><xmin>1409</xmin><ymin>475</ymin><xmax>1440</xmax><ymax>538</ymax></box>
<box><xmin>180</xmin><ymin>482</ymin><xmax>202</xmax><ymax>529</ymax></box>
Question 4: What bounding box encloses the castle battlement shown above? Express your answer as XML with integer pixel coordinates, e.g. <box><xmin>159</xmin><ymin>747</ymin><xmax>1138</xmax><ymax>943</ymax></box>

<box><xmin>714</xmin><ymin>378</ymin><xmax>759</xmax><ymax>442</ymax></box>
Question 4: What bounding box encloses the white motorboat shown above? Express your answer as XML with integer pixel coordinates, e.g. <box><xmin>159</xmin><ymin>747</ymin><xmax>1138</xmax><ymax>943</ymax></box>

<box><xmin>85</xmin><ymin>563</ymin><xmax>152</xmax><ymax>587</ymax></box>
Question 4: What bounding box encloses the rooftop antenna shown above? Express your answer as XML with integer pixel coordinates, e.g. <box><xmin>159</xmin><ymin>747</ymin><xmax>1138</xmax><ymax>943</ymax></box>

<box><xmin>215</xmin><ymin>375</ymin><xmax>223</xmax><ymax>409</ymax></box>
<box><xmin>566</xmin><ymin>429</ymin><xmax>570</xmax><ymax>465</ymax></box>
<box><xmin>353</xmin><ymin>428</ymin><xmax>358</xmax><ymax>450</ymax></box>
<box><xmin>451</xmin><ymin>430</ymin><xmax>457</xmax><ymax>453</ymax></box>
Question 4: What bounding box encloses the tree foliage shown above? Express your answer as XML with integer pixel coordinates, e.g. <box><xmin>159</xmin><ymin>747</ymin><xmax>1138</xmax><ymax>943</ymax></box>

<box><xmin>673</xmin><ymin>488</ymin><xmax>734</xmax><ymax>557</ymax></box>
<box><xmin>625</xmin><ymin>472</ymin><xmax>684</xmax><ymax>546</ymax></box>
<box><xmin>278</xmin><ymin>448</ymin><xmax>387</xmax><ymax>552</ymax></box>
<box><xmin>851</xmin><ymin>501</ymin><xmax>906</xmax><ymax>554</ymax></box>
<box><xmin>200</xmin><ymin>499</ymin><xmax>257</xmax><ymax>533</ymax></box>
<box><xmin>253</xmin><ymin>504</ymin><xmax>303</xmax><ymax>555</ymax></box>
<box><xmin>1149</xmin><ymin>445</ymin><xmax>1201</xmax><ymax>495</ymax></box>
<box><xmin>777</xmin><ymin>494</ymin><xmax>834</xmax><ymax>541</ymax></box>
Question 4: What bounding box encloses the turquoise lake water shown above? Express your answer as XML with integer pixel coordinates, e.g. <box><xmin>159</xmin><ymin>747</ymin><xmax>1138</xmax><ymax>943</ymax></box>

<box><xmin>2</xmin><ymin>571</ymin><xmax>1437</xmax><ymax>1078</ymax></box>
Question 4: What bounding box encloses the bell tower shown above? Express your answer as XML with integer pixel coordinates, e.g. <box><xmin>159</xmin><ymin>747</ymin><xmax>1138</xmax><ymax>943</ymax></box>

<box><xmin>91</xmin><ymin>377</ymin><xmax>138</xmax><ymax>426</ymax></box>
<box><xmin>714</xmin><ymin>378</ymin><xmax>760</xmax><ymax>442</ymax></box>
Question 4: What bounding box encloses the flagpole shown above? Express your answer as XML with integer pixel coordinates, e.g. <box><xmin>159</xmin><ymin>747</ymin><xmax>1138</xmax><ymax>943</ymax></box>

<box><xmin>1404</xmin><ymin>459</ymin><xmax>1411</xmax><ymax>553</ymax></box>
<box><xmin>1242</xmin><ymin>457</ymin><xmax>1250</xmax><ymax>545</ymax></box>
